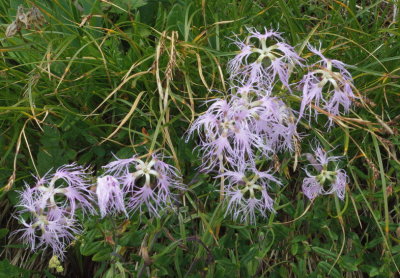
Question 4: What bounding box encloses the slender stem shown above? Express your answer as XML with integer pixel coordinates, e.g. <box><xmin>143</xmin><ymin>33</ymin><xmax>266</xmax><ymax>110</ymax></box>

<box><xmin>218</xmin><ymin>155</ymin><xmax>224</xmax><ymax>202</ymax></box>
<box><xmin>371</xmin><ymin>133</ymin><xmax>390</xmax><ymax>239</ymax></box>
<box><xmin>215</xmin><ymin>155</ymin><xmax>225</xmax><ymax>238</ymax></box>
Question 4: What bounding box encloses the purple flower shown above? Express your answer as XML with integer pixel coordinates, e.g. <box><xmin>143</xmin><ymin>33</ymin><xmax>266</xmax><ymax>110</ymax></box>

<box><xmin>103</xmin><ymin>152</ymin><xmax>184</xmax><ymax>217</ymax></box>
<box><xmin>38</xmin><ymin>208</ymin><xmax>80</xmax><ymax>257</ymax></box>
<box><xmin>187</xmin><ymin>97</ymin><xmax>262</xmax><ymax>170</ymax></box>
<box><xmin>302</xmin><ymin>145</ymin><xmax>348</xmax><ymax>200</ymax></box>
<box><xmin>12</xmin><ymin>200</ymin><xmax>80</xmax><ymax>258</ymax></box>
<box><xmin>187</xmin><ymin>98</ymin><xmax>237</xmax><ymax>170</ymax></box>
<box><xmin>299</xmin><ymin>44</ymin><xmax>356</xmax><ymax>125</ymax></box>
<box><xmin>253</xmin><ymin>96</ymin><xmax>299</xmax><ymax>152</ymax></box>
<box><xmin>187</xmin><ymin>92</ymin><xmax>299</xmax><ymax>172</ymax></box>
<box><xmin>96</xmin><ymin>175</ymin><xmax>127</xmax><ymax>218</ymax></box>
<box><xmin>219</xmin><ymin>163</ymin><xmax>281</xmax><ymax>224</ymax></box>
<box><xmin>228</xmin><ymin>27</ymin><xmax>303</xmax><ymax>89</ymax></box>
<box><xmin>12</xmin><ymin>163</ymin><xmax>94</xmax><ymax>258</ymax></box>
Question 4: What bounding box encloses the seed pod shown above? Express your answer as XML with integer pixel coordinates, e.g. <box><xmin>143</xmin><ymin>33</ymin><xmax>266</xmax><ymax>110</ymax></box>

<box><xmin>5</xmin><ymin>21</ymin><xmax>21</xmax><ymax>37</ymax></box>
<box><xmin>16</xmin><ymin>5</ymin><xmax>29</xmax><ymax>28</ymax></box>
<box><xmin>26</xmin><ymin>6</ymin><xmax>46</xmax><ymax>28</ymax></box>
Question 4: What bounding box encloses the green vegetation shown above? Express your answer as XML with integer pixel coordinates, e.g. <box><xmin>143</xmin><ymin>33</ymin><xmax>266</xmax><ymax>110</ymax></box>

<box><xmin>0</xmin><ymin>0</ymin><xmax>400</xmax><ymax>277</ymax></box>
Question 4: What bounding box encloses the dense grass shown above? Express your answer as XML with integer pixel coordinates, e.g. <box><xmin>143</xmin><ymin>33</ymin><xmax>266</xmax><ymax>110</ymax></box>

<box><xmin>0</xmin><ymin>0</ymin><xmax>400</xmax><ymax>277</ymax></box>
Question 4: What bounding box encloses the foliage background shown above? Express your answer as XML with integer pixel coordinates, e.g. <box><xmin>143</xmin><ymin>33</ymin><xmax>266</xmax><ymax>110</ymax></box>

<box><xmin>0</xmin><ymin>0</ymin><xmax>400</xmax><ymax>277</ymax></box>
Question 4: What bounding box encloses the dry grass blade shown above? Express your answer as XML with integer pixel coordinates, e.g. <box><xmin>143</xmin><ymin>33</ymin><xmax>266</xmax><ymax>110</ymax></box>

<box><xmin>100</xmin><ymin>91</ymin><xmax>145</xmax><ymax>145</ymax></box>
<box><xmin>86</xmin><ymin>70</ymin><xmax>150</xmax><ymax>117</ymax></box>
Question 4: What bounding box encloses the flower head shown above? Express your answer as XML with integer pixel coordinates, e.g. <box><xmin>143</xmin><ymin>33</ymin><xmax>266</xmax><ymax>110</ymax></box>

<box><xmin>219</xmin><ymin>163</ymin><xmax>281</xmax><ymax>224</ymax></box>
<box><xmin>5</xmin><ymin>5</ymin><xmax>45</xmax><ymax>37</ymax></box>
<box><xmin>188</xmin><ymin>97</ymin><xmax>262</xmax><ymax>170</ymax></box>
<box><xmin>13</xmin><ymin>197</ymin><xmax>80</xmax><ymax>258</ymax></box>
<box><xmin>228</xmin><ymin>27</ymin><xmax>303</xmax><ymax>89</ymax></box>
<box><xmin>13</xmin><ymin>163</ymin><xmax>93</xmax><ymax>258</ymax></box>
<box><xmin>299</xmin><ymin>44</ymin><xmax>356</xmax><ymax>125</ymax></box>
<box><xmin>302</xmin><ymin>145</ymin><xmax>348</xmax><ymax>200</ymax></box>
<box><xmin>187</xmin><ymin>93</ymin><xmax>299</xmax><ymax>172</ymax></box>
<box><xmin>103</xmin><ymin>152</ymin><xmax>184</xmax><ymax>217</ymax></box>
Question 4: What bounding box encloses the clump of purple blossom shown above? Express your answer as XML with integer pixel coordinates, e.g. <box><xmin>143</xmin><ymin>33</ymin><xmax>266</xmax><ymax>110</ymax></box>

<box><xmin>187</xmin><ymin>86</ymin><xmax>299</xmax><ymax>173</ymax></box>
<box><xmin>187</xmin><ymin>27</ymin><xmax>353</xmax><ymax>223</ymax></box>
<box><xmin>11</xmin><ymin>26</ymin><xmax>356</xmax><ymax>259</ymax></box>
<box><xmin>13</xmin><ymin>152</ymin><xmax>184</xmax><ymax>258</ymax></box>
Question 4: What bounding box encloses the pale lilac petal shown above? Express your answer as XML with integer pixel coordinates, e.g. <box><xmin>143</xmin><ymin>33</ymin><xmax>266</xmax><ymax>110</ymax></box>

<box><xmin>331</xmin><ymin>169</ymin><xmax>347</xmax><ymax>200</ymax></box>
<box><xmin>247</xmin><ymin>27</ymin><xmax>284</xmax><ymax>41</ymax></box>
<box><xmin>128</xmin><ymin>185</ymin><xmax>159</xmax><ymax>217</ymax></box>
<box><xmin>103</xmin><ymin>155</ymin><xmax>137</xmax><ymax>176</ymax></box>
<box><xmin>302</xmin><ymin>176</ymin><xmax>323</xmax><ymax>200</ymax></box>
<box><xmin>96</xmin><ymin>175</ymin><xmax>127</xmax><ymax>218</ymax></box>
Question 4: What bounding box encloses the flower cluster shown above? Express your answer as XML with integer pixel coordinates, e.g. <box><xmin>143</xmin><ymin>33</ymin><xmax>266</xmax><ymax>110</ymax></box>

<box><xmin>12</xmin><ymin>26</ymin><xmax>354</xmax><ymax>258</ymax></box>
<box><xmin>12</xmin><ymin>164</ymin><xmax>94</xmax><ymax>258</ymax></box>
<box><xmin>188</xmin><ymin>27</ymin><xmax>352</xmax><ymax>223</ymax></box>
<box><xmin>187</xmin><ymin>87</ymin><xmax>299</xmax><ymax>169</ymax></box>
<box><xmin>13</xmin><ymin>152</ymin><xmax>183</xmax><ymax>258</ymax></box>
<box><xmin>188</xmin><ymin>93</ymin><xmax>290</xmax><ymax>223</ymax></box>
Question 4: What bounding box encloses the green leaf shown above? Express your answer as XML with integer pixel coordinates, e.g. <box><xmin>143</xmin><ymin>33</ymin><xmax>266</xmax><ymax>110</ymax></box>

<box><xmin>0</xmin><ymin>260</ymin><xmax>29</xmax><ymax>278</ymax></box>
<box><xmin>339</xmin><ymin>255</ymin><xmax>359</xmax><ymax>272</ymax></box>
<box><xmin>291</xmin><ymin>235</ymin><xmax>307</xmax><ymax>243</ymax></box>
<box><xmin>102</xmin><ymin>0</ymin><xmax>147</xmax><ymax>14</ymax></box>
<box><xmin>291</xmin><ymin>243</ymin><xmax>299</xmax><ymax>256</ymax></box>
<box><xmin>241</xmin><ymin>247</ymin><xmax>258</xmax><ymax>264</ymax></box>
<box><xmin>0</xmin><ymin>228</ymin><xmax>9</xmax><ymax>239</ymax></box>
<box><xmin>92</xmin><ymin>248</ymin><xmax>112</xmax><ymax>262</ymax></box>
<box><xmin>391</xmin><ymin>245</ymin><xmax>400</xmax><ymax>254</ymax></box>
<box><xmin>37</xmin><ymin>126</ymin><xmax>68</xmax><ymax>174</ymax></box>
<box><xmin>80</xmin><ymin>241</ymin><xmax>104</xmax><ymax>256</ymax></box>
<box><xmin>7</xmin><ymin>191</ymin><xmax>19</xmax><ymax>206</ymax></box>
<box><xmin>317</xmin><ymin>261</ymin><xmax>341</xmax><ymax>278</ymax></box>
<box><xmin>368</xmin><ymin>267</ymin><xmax>380</xmax><ymax>277</ymax></box>
<box><xmin>365</xmin><ymin>238</ymin><xmax>383</xmax><ymax>249</ymax></box>
<box><xmin>312</xmin><ymin>247</ymin><xmax>337</xmax><ymax>260</ymax></box>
